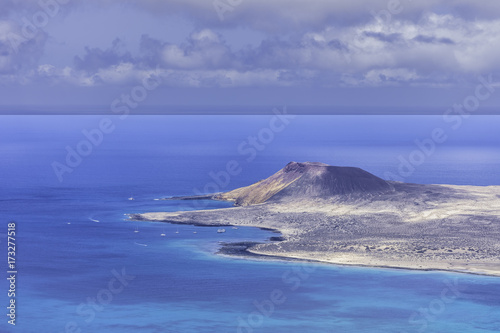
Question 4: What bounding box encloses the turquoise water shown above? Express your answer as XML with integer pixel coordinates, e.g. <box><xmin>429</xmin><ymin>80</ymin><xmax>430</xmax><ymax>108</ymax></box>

<box><xmin>0</xmin><ymin>115</ymin><xmax>499</xmax><ymax>332</ymax></box>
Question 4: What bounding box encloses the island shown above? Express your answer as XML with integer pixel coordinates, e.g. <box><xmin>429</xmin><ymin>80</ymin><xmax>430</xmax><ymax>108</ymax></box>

<box><xmin>131</xmin><ymin>162</ymin><xmax>500</xmax><ymax>276</ymax></box>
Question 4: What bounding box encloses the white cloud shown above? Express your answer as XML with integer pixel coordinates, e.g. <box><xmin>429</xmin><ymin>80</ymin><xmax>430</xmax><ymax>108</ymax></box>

<box><xmin>190</xmin><ymin>29</ymin><xmax>220</xmax><ymax>43</ymax></box>
<box><xmin>3</xmin><ymin>6</ymin><xmax>500</xmax><ymax>89</ymax></box>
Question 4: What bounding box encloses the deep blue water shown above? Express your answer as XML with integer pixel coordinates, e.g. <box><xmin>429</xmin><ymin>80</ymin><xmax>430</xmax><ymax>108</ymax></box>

<box><xmin>0</xmin><ymin>115</ymin><xmax>499</xmax><ymax>333</ymax></box>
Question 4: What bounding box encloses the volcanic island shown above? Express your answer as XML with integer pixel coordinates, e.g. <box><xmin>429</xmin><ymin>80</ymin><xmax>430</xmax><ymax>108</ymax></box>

<box><xmin>131</xmin><ymin>162</ymin><xmax>500</xmax><ymax>276</ymax></box>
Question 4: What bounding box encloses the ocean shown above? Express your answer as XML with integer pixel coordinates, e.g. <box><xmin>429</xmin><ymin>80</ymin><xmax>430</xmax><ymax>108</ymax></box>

<box><xmin>1</xmin><ymin>115</ymin><xmax>499</xmax><ymax>333</ymax></box>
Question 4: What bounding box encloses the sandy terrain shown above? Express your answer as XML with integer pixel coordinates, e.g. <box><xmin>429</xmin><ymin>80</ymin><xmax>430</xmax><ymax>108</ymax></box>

<box><xmin>131</xmin><ymin>162</ymin><xmax>500</xmax><ymax>277</ymax></box>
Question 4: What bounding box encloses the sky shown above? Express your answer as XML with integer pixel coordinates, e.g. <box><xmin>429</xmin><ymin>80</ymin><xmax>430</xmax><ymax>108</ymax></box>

<box><xmin>1</xmin><ymin>0</ymin><xmax>500</xmax><ymax>112</ymax></box>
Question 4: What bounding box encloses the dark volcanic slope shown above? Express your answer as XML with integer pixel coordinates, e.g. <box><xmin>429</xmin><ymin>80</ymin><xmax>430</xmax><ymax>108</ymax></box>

<box><xmin>215</xmin><ymin>161</ymin><xmax>394</xmax><ymax>206</ymax></box>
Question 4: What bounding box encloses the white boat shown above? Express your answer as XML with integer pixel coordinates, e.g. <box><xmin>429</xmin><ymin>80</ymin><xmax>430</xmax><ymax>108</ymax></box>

<box><xmin>161</xmin><ymin>229</ymin><xmax>166</xmax><ymax>237</ymax></box>
<box><xmin>217</xmin><ymin>229</ymin><xmax>226</xmax><ymax>233</ymax></box>
<box><xmin>134</xmin><ymin>226</ymin><xmax>139</xmax><ymax>233</ymax></box>
<box><xmin>193</xmin><ymin>231</ymin><xmax>197</xmax><ymax>234</ymax></box>
<box><xmin>232</xmin><ymin>227</ymin><xmax>238</xmax><ymax>230</ymax></box>
<box><xmin>175</xmin><ymin>227</ymin><xmax>179</xmax><ymax>234</ymax></box>
<box><xmin>128</xmin><ymin>197</ymin><xmax>135</xmax><ymax>201</ymax></box>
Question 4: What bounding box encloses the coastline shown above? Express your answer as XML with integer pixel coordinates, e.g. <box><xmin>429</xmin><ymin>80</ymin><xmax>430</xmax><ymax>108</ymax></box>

<box><xmin>246</xmin><ymin>246</ymin><xmax>500</xmax><ymax>278</ymax></box>
<box><xmin>132</xmin><ymin>213</ymin><xmax>500</xmax><ymax>278</ymax></box>
<box><xmin>217</xmin><ymin>235</ymin><xmax>500</xmax><ymax>278</ymax></box>
<box><xmin>131</xmin><ymin>181</ymin><xmax>500</xmax><ymax>279</ymax></box>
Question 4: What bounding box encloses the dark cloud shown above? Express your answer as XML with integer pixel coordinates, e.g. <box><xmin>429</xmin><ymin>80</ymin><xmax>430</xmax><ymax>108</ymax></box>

<box><xmin>139</xmin><ymin>30</ymin><xmax>236</xmax><ymax>70</ymax></box>
<box><xmin>139</xmin><ymin>35</ymin><xmax>165</xmax><ymax>68</ymax></box>
<box><xmin>240</xmin><ymin>38</ymin><xmax>295</xmax><ymax>69</ymax></box>
<box><xmin>363</xmin><ymin>32</ymin><xmax>402</xmax><ymax>43</ymax></box>
<box><xmin>73</xmin><ymin>38</ymin><xmax>133</xmax><ymax>72</ymax></box>
<box><xmin>327</xmin><ymin>39</ymin><xmax>345</xmax><ymax>50</ymax></box>
<box><xmin>0</xmin><ymin>27</ymin><xmax>47</xmax><ymax>75</ymax></box>
<box><xmin>413</xmin><ymin>35</ymin><xmax>455</xmax><ymax>45</ymax></box>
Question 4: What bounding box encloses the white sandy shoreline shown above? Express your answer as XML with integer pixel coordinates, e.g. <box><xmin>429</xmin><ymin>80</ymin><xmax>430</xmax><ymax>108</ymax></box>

<box><xmin>132</xmin><ymin>178</ymin><xmax>500</xmax><ymax>279</ymax></box>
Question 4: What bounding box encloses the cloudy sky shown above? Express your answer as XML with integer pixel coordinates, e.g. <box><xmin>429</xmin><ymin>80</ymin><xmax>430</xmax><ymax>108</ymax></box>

<box><xmin>1</xmin><ymin>0</ymin><xmax>500</xmax><ymax>112</ymax></box>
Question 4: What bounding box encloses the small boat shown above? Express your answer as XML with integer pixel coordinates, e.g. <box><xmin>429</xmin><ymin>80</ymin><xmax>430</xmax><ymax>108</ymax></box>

<box><xmin>67</xmin><ymin>222</ymin><xmax>71</xmax><ymax>225</ymax></box>
<box><xmin>134</xmin><ymin>226</ymin><xmax>139</xmax><ymax>233</ymax></box>
<box><xmin>232</xmin><ymin>227</ymin><xmax>238</xmax><ymax>230</ymax></box>
<box><xmin>161</xmin><ymin>229</ymin><xmax>166</xmax><ymax>237</ymax></box>
<box><xmin>128</xmin><ymin>197</ymin><xmax>135</xmax><ymax>201</ymax></box>
<box><xmin>175</xmin><ymin>227</ymin><xmax>179</xmax><ymax>234</ymax></box>
<box><xmin>193</xmin><ymin>231</ymin><xmax>197</xmax><ymax>234</ymax></box>
<box><xmin>217</xmin><ymin>229</ymin><xmax>226</xmax><ymax>233</ymax></box>
<box><xmin>134</xmin><ymin>242</ymin><xmax>147</xmax><ymax>247</ymax></box>
<box><xmin>89</xmin><ymin>218</ymin><xmax>100</xmax><ymax>223</ymax></box>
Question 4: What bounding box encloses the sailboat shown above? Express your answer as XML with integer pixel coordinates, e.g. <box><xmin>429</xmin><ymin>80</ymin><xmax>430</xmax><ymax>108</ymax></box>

<box><xmin>175</xmin><ymin>227</ymin><xmax>179</xmax><ymax>234</ymax></box>
<box><xmin>134</xmin><ymin>226</ymin><xmax>139</xmax><ymax>233</ymax></box>
<box><xmin>161</xmin><ymin>229</ymin><xmax>166</xmax><ymax>237</ymax></box>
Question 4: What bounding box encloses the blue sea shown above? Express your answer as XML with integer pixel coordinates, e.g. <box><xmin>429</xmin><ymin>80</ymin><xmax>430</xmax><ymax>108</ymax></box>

<box><xmin>1</xmin><ymin>115</ymin><xmax>500</xmax><ymax>333</ymax></box>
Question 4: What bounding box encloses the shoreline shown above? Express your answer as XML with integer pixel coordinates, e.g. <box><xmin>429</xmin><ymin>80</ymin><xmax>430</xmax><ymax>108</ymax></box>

<box><xmin>217</xmin><ymin>236</ymin><xmax>500</xmax><ymax>278</ymax></box>
<box><xmin>130</xmin><ymin>181</ymin><xmax>500</xmax><ymax>279</ymax></box>
<box><xmin>134</xmin><ymin>213</ymin><xmax>500</xmax><ymax>278</ymax></box>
